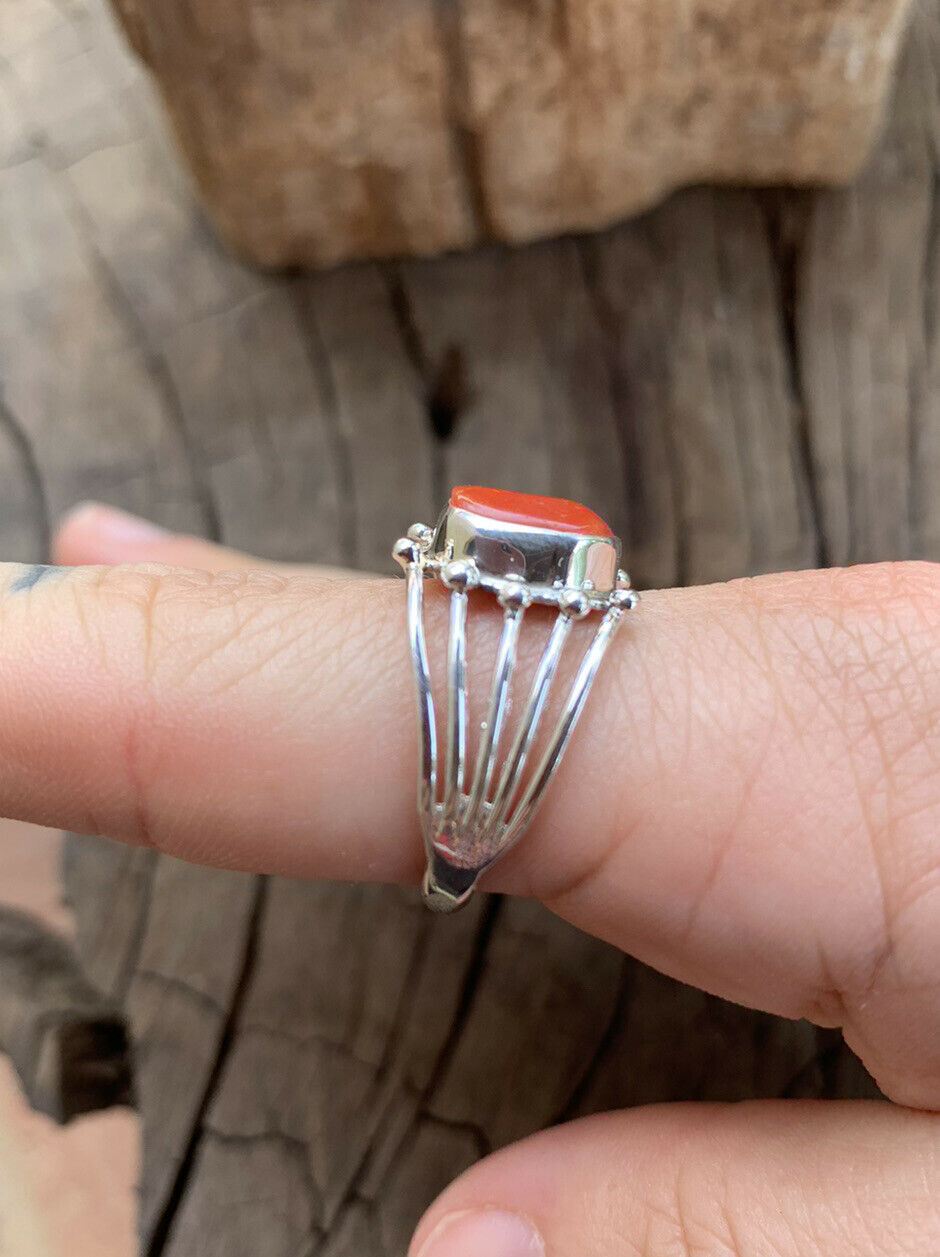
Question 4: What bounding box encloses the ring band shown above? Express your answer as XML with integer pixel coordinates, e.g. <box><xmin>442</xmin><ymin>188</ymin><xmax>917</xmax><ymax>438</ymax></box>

<box><xmin>394</xmin><ymin>486</ymin><xmax>637</xmax><ymax>913</ymax></box>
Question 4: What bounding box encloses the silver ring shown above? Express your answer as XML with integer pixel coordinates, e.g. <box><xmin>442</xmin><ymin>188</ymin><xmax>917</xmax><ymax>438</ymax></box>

<box><xmin>394</xmin><ymin>486</ymin><xmax>637</xmax><ymax>913</ymax></box>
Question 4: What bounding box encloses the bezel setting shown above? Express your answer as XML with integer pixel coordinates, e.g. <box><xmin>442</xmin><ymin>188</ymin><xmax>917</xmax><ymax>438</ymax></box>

<box><xmin>406</xmin><ymin>489</ymin><xmax>634</xmax><ymax>613</ymax></box>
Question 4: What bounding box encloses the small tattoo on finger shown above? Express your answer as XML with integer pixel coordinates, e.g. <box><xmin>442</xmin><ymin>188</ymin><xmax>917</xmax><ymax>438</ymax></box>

<box><xmin>9</xmin><ymin>564</ymin><xmax>62</xmax><ymax>593</ymax></box>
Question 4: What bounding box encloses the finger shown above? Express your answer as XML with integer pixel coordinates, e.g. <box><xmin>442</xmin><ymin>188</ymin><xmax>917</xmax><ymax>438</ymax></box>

<box><xmin>0</xmin><ymin>555</ymin><xmax>937</xmax><ymax>1105</ymax></box>
<box><xmin>408</xmin><ymin>1101</ymin><xmax>940</xmax><ymax>1257</ymax></box>
<box><xmin>54</xmin><ymin>502</ymin><xmax>349</xmax><ymax>577</ymax></box>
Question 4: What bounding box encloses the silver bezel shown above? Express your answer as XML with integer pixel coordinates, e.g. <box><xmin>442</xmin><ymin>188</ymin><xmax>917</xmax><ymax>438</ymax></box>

<box><xmin>410</xmin><ymin>505</ymin><xmax>631</xmax><ymax>612</ymax></box>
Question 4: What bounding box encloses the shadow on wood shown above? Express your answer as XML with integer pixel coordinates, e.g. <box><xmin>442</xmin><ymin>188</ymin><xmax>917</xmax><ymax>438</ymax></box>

<box><xmin>0</xmin><ymin>908</ymin><xmax>132</xmax><ymax>1123</ymax></box>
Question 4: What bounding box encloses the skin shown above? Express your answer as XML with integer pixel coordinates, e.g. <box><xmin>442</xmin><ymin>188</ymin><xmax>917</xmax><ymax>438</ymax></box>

<box><xmin>7</xmin><ymin>500</ymin><xmax>939</xmax><ymax>1254</ymax></box>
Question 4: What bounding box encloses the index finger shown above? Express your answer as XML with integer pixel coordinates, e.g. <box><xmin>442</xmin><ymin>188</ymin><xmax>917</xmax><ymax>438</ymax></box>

<box><xmin>0</xmin><ymin>551</ymin><xmax>935</xmax><ymax>1107</ymax></box>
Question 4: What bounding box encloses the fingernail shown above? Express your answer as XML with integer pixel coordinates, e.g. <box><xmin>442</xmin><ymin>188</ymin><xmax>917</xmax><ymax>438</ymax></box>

<box><xmin>414</xmin><ymin>1209</ymin><xmax>544</xmax><ymax>1257</ymax></box>
<box><xmin>64</xmin><ymin>502</ymin><xmax>169</xmax><ymax>544</ymax></box>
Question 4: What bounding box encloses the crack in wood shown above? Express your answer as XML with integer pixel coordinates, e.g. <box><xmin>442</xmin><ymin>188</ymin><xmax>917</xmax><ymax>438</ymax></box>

<box><xmin>551</xmin><ymin>954</ymin><xmax>633</xmax><ymax>1124</ymax></box>
<box><xmin>289</xmin><ymin>279</ymin><xmax>360</xmax><ymax>568</ymax></box>
<box><xmin>384</xmin><ymin>264</ymin><xmax>467</xmax><ymax>508</ymax></box>
<box><xmin>384</xmin><ymin>267</ymin><xmax>468</xmax><ymax>445</ymax></box>
<box><xmin>0</xmin><ymin>386</ymin><xmax>51</xmax><ymax>559</ymax></box>
<box><xmin>577</xmin><ymin>234</ymin><xmax>687</xmax><ymax>586</ymax></box>
<box><xmin>67</xmin><ymin>215</ymin><xmax>223</xmax><ymax>544</ymax></box>
<box><xmin>110</xmin><ymin>850</ymin><xmax>158</xmax><ymax>1005</ymax></box>
<box><xmin>133</xmin><ymin>967</ymin><xmax>227</xmax><ymax>1018</ymax></box>
<box><xmin>145</xmin><ymin>875</ymin><xmax>268</xmax><ymax>1257</ymax></box>
<box><xmin>313</xmin><ymin>897</ymin><xmax>503</xmax><ymax>1244</ymax></box>
<box><xmin>412</xmin><ymin>1109</ymin><xmax>491</xmax><ymax>1160</ymax></box>
<box><xmin>200</xmin><ymin>1123</ymin><xmax>327</xmax><ymax>1231</ymax></box>
<box><xmin>234</xmin><ymin>1020</ymin><xmax>389</xmax><ymax>1073</ymax></box>
<box><xmin>420</xmin><ymin>896</ymin><xmax>503</xmax><ymax>1107</ymax></box>
<box><xmin>431</xmin><ymin>0</ymin><xmax>494</xmax><ymax>240</ymax></box>
<box><xmin>762</xmin><ymin>194</ymin><xmax>829</xmax><ymax>569</ymax></box>
<box><xmin>372</xmin><ymin>911</ymin><xmax>437</xmax><ymax>1081</ymax></box>
<box><xmin>912</xmin><ymin>168</ymin><xmax>940</xmax><ymax>554</ymax></box>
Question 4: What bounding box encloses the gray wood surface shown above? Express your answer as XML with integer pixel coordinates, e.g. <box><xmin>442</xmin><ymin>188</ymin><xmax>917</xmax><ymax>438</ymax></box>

<box><xmin>2</xmin><ymin>0</ymin><xmax>937</xmax><ymax>1252</ymax></box>
<box><xmin>0</xmin><ymin>905</ymin><xmax>131</xmax><ymax>1122</ymax></box>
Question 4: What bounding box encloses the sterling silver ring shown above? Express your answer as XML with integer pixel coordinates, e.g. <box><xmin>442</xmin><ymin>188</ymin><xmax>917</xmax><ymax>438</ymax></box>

<box><xmin>393</xmin><ymin>486</ymin><xmax>637</xmax><ymax>913</ymax></box>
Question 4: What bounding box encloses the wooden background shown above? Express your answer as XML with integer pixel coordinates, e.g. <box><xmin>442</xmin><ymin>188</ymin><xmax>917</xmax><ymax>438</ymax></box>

<box><xmin>3</xmin><ymin>0</ymin><xmax>939</xmax><ymax>1253</ymax></box>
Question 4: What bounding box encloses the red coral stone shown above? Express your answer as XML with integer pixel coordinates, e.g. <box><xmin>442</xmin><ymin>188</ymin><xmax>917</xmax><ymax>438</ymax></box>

<box><xmin>451</xmin><ymin>485</ymin><xmax>612</xmax><ymax>537</ymax></box>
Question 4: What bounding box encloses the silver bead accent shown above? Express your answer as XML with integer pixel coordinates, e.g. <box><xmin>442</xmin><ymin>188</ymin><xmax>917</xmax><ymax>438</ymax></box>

<box><xmin>610</xmin><ymin>588</ymin><xmax>639</xmax><ymax>610</ymax></box>
<box><xmin>442</xmin><ymin>558</ymin><xmax>479</xmax><ymax>592</ymax></box>
<box><xmin>408</xmin><ymin>523</ymin><xmax>435</xmax><ymax>548</ymax></box>
<box><xmin>393</xmin><ymin>536</ymin><xmax>420</xmax><ymax>568</ymax></box>
<box><xmin>559</xmin><ymin>588</ymin><xmax>591</xmax><ymax>619</ymax></box>
<box><xmin>498</xmin><ymin>579</ymin><xmax>532</xmax><ymax>611</ymax></box>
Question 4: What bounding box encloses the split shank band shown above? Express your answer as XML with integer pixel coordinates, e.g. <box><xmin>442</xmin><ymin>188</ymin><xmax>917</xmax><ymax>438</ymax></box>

<box><xmin>393</xmin><ymin>486</ymin><xmax>637</xmax><ymax>913</ymax></box>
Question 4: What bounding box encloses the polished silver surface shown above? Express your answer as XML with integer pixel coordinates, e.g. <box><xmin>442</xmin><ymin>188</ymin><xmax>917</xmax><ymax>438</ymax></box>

<box><xmin>480</xmin><ymin>611</ymin><xmax>573</xmax><ymax>847</ymax></box>
<box><xmin>432</xmin><ymin>502</ymin><xmax>621</xmax><ymax>600</ymax></box>
<box><xmin>405</xmin><ymin>557</ymin><xmax>436</xmax><ymax>853</ymax></box>
<box><xmin>462</xmin><ymin>604</ymin><xmax>524</xmax><ymax>834</ymax></box>
<box><xmin>395</xmin><ymin>502</ymin><xmax>636</xmax><ymax>913</ymax></box>
<box><xmin>442</xmin><ymin>588</ymin><xmax>469</xmax><ymax>825</ymax></box>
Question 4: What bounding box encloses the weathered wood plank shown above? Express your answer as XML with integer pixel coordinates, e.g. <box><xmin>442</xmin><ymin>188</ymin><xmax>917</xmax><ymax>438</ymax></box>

<box><xmin>127</xmin><ymin>860</ymin><xmax>262</xmax><ymax>1248</ymax></box>
<box><xmin>294</xmin><ymin>265</ymin><xmax>438</xmax><ymax>572</ymax></box>
<box><xmin>798</xmin><ymin>8</ymin><xmax>939</xmax><ymax>565</ymax></box>
<box><xmin>587</xmin><ymin>188</ymin><xmax>819</xmax><ymax>587</ymax></box>
<box><xmin>162</xmin><ymin>883</ymin><xmax>486</xmax><ymax>1255</ymax></box>
<box><xmin>103</xmin><ymin>0</ymin><xmax>915</xmax><ymax>266</ymax></box>
<box><xmin>396</xmin><ymin>240</ymin><xmax>627</xmax><ymax>531</ymax></box>
<box><xmin>62</xmin><ymin>837</ymin><xmax>156</xmax><ymax>1003</ymax></box>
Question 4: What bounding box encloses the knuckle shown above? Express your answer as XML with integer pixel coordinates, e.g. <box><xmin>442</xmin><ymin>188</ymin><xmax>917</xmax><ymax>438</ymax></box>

<box><xmin>723</xmin><ymin>564</ymin><xmax>940</xmax><ymax>1056</ymax></box>
<box><xmin>810</xmin><ymin>559</ymin><xmax>940</xmax><ymax>621</ymax></box>
<box><xmin>132</xmin><ymin>566</ymin><xmax>306</xmax><ymax>692</ymax></box>
<box><xmin>81</xmin><ymin>566</ymin><xmax>310</xmax><ymax>845</ymax></box>
<box><xmin>773</xmin><ymin>565</ymin><xmax>940</xmax><ymax>1081</ymax></box>
<box><xmin>881</xmin><ymin>558</ymin><xmax>940</xmax><ymax>620</ymax></box>
<box><xmin>844</xmin><ymin>570</ymin><xmax>940</xmax><ymax>982</ymax></box>
<box><xmin>112</xmin><ymin>567</ymin><xmax>393</xmax><ymax>708</ymax></box>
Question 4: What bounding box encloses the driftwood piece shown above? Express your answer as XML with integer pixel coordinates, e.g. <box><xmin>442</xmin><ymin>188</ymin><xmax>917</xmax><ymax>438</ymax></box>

<box><xmin>0</xmin><ymin>0</ymin><xmax>936</xmax><ymax>1251</ymax></box>
<box><xmin>106</xmin><ymin>0</ymin><xmax>917</xmax><ymax>267</ymax></box>
<box><xmin>0</xmin><ymin>907</ymin><xmax>131</xmax><ymax>1123</ymax></box>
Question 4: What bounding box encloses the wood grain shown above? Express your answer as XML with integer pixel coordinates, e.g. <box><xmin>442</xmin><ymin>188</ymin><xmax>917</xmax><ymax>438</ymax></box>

<box><xmin>1</xmin><ymin>0</ymin><xmax>937</xmax><ymax>1251</ymax></box>
<box><xmin>105</xmin><ymin>0</ymin><xmax>916</xmax><ymax>266</ymax></box>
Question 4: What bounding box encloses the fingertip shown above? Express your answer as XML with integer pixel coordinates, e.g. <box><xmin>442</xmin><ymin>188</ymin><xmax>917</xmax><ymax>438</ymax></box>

<box><xmin>54</xmin><ymin>502</ymin><xmax>169</xmax><ymax>566</ymax></box>
<box><xmin>411</xmin><ymin>1210</ymin><xmax>544</xmax><ymax>1257</ymax></box>
<box><xmin>53</xmin><ymin>505</ymin><xmax>246</xmax><ymax>574</ymax></box>
<box><xmin>407</xmin><ymin>1103</ymin><xmax>940</xmax><ymax>1257</ymax></box>
<box><xmin>52</xmin><ymin>500</ymin><xmax>104</xmax><ymax>563</ymax></box>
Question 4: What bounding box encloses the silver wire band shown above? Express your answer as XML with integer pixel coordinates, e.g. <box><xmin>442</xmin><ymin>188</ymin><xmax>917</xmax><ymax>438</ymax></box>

<box><xmin>395</xmin><ymin>526</ymin><xmax>636</xmax><ymax>912</ymax></box>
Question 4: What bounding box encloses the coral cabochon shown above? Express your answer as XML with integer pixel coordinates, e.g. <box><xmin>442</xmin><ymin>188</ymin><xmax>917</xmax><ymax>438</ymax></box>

<box><xmin>450</xmin><ymin>485</ymin><xmax>612</xmax><ymax>537</ymax></box>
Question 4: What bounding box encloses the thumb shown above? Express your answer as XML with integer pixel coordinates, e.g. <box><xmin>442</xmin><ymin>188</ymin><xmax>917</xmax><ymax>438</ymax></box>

<box><xmin>409</xmin><ymin>1101</ymin><xmax>939</xmax><ymax>1257</ymax></box>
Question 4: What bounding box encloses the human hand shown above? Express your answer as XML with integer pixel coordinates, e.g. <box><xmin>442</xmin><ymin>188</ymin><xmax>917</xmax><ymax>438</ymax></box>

<box><xmin>4</xmin><ymin>501</ymin><xmax>939</xmax><ymax>1255</ymax></box>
